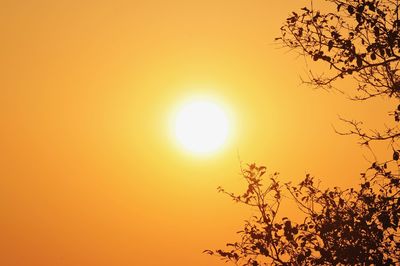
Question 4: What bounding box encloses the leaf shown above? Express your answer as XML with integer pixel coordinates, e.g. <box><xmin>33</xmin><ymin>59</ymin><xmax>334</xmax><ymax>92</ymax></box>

<box><xmin>203</xmin><ymin>250</ymin><xmax>214</xmax><ymax>255</ymax></box>
<box><xmin>393</xmin><ymin>151</ymin><xmax>399</xmax><ymax>161</ymax></box>
<box><xmin>378</xmin><ymin>212</ymin><xmax>391</xmax><ymax>229</ymax></box>
<box><xmin>356</xmin><ymin>56</ymin><xmax>362</xmax><ymax>67</ymax></box>
<box><xmin>305</xmin><ymin>249</ymin><xmax>311</xmax><ymax>257</ymax></box>
<box><xmin>328</xmin><ymin>40</ymin><xmax>334</xmax><ymax>51</ymax></box>
<box><xmin>367</xmin><ymin>2</ymin><xmax>376</xmax><ymax>12</ymax></box>
<box><xmin>298</xmin><ymin>28</ymin><xmax>303</xmax><ymax>37</ymax></box>
<box><xmin>347</xmin><ymin>5</ymin><xmax>355</xmax><ymax>15</ymax></box>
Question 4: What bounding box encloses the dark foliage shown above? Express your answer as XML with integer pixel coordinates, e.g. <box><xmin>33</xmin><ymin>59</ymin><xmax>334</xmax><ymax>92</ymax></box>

<box><xmin>205</xmin><ymin>1</ymin><xmax>400</xmax><ymax>265</ymax></box>
<box><xmin>205</xmin><ymin>163</ymin><xmax>400</xmax><ymax>265</ymax></box>
<box><xmin>278</xmin><ymin>0</ymin><xmax>400</xmax><ymax>100</ymax></box>
<box><xmin>278</xmin><ymin>0</ymin><xmax>400</xmax><ymax>148</ymax></box>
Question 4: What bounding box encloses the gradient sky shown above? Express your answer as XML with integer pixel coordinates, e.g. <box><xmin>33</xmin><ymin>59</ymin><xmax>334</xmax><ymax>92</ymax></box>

<box><xmin>0</xmin><ymin>1</ymin><xmax>394</xmax><ymax>265</ymax></box>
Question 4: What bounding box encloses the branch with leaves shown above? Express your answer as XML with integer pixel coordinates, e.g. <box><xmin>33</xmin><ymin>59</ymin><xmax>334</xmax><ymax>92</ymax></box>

<box><xmin>206</xmin><ymin>163</ymin><xmax>400</xmax><ymax>265</ymax></box>
<box><xmin>277</xmin><ymin>0</ymin><xmax>400</xmax><ymax>99</ymax></box>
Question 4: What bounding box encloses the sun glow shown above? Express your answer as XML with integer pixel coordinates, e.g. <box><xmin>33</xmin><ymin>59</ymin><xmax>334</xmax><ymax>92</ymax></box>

<box><xmin>174</xmin><ymin>100</ymin><xmax>229</xmax><ymax>154</ymax></box>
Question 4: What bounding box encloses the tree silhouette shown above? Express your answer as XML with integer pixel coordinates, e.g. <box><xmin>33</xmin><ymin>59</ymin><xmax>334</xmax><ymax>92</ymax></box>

<box><xmin>205</xmin><ymin>1</ymin><xmax>400</xmax><ymax>265</ymax></box>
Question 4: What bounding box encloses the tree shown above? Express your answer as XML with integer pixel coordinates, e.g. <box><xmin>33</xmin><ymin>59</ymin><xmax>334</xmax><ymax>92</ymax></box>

<box><xmin>205</xmin><ymin>1</ymin><xmax>400</xmax><ymax>265</ymax></box>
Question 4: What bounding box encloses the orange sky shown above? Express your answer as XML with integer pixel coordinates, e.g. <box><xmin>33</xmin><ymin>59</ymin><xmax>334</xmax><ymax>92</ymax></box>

<box><xmin>0</xmin><ymin>1</ymin><xmax>394</xmax><ymax>265</ymax></box>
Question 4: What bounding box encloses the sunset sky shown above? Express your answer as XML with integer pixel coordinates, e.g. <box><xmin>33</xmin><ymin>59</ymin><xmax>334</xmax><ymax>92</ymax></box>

<box><xmin>0</xmin><ymin>1</ymin><xmax>394</xmax><ymax>265</ymax></box>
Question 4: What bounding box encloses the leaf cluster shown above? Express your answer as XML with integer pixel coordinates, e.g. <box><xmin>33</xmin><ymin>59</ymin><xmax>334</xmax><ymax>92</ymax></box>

<box><xmin>277</xmin><ymin>0</ymin><xmax>400</xmax><ymax>100</ymax></box>
<box><xmin>206</xmin><ymin>162</ymin><xmax>400</xmax><ymax>265</ymax></box>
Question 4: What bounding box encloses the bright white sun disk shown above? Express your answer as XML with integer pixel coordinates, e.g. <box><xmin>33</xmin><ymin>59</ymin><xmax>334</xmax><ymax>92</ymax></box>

<box><xmin>175</xmin><ymin>101</ymin><xmax>229</xmax><ymax>154</ymax></box>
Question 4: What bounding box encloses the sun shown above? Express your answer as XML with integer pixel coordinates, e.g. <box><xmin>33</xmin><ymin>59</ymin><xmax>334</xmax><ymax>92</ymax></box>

<box><xmin>174</xmin><ymin>100</ymin><xmax>229</xmax><ymax>154</ymax></box>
